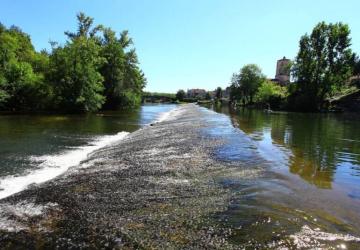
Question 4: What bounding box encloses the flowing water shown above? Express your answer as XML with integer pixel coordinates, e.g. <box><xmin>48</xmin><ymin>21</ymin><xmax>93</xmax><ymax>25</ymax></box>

<box><xmin>1</xmin><ymin>103</ymin><xmax>360</xmax><ymax>248</ymax></box>
<box><xmin>0</xmin><ymin>104</ymin><xmax>176</xmax><ymax>199</ymax></box>
<box><xmin>204</xmin><ymin>104</ymin><xmax>360</xmax><ymax>248</ymax></box>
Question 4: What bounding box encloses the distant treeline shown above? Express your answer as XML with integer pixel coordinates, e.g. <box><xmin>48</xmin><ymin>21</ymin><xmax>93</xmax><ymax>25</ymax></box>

<box><xmin>143</xmin><ymin>92</ymin><xmax>176</xmax><ymax>99</ymax></box>
<box><xmin>0</xmin><ymin>13</ymin><xmax>146</xmax><ymax>112</ymax></box>
<box><xmin>229</xmin><ymin>22</ymin><xmax>360</xmax><ymax>112</ymax></box>
<box><xmin>143</xmin><ymin>91</ymin><xmax>202</xmax><ymax>103</ymax></box>
<box><xmin>142</xmin><ymin>92</ymin><xmax>178</xmax><ymax>103</ymax></box>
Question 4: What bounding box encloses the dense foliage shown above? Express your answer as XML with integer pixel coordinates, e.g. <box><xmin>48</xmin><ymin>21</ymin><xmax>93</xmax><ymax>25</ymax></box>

<box><xmin>215</xmin><ymin>87</ymin><xmax>222</xmax><ymax>99</ymax></box>
<box><xmin>290</xmin><ymin>22</ymin><xmax>354</xmax><ymax>111</ymax></box>
<box><xmin>205</xmin><ymin>91</ymin><xmax>211</xmax><ymax>100</ymax></box>
<box><xmin>356</xmin><ymin>58</ymin><xmax>360</xmax><ymax>75</ymax></box>
<box><xmin>352</xmin><ymin>57</ymin><xmax>360</xmax><ymax>87</ymax></box>
<box><xmin>175</xmin><ymin>89</ymin><xmax>186</xmax><ymax>101</ymax></box>
<box><xmin>229</xmin><ymin>22</ymin><xmax>359</xmax><ymax>112</ymax></box>
<box><xmin>143</xmin><ymin>92</ymin><xmax>176</xmax><ymax>99</ymax></box>
<box><xmin>255</xmin><ymin>80</ymin><xmax>288</xmax><ymax>109</ymax></box>
<box><xmin>0</xmin><ymin>13</ymin><xmax>146</xmax><ymax>112</ymax></box>
<box><xmin>0</xmin><ymin>24</ymin><xmax>50</xmax><ymax>110</ymax></box>
<box><xmin>230</xmin><ymin>64</ymin><xmax>265</xmax><ymax>105</ymax></box>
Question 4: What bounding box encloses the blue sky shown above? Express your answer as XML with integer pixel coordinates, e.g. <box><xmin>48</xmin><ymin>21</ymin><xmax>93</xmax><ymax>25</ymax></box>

<box><xmin>1</xmin><ymin>0</ymin><xmax>359</xmax><ymax>93</ymax></box>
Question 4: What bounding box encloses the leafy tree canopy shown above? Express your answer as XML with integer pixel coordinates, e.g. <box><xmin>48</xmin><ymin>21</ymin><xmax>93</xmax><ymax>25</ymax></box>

<box><xmin>215</xmin><ymin>87</ymin><xmax>222</xmax><ymax>99</ymax></box>
<box><xmin>230</xmin><ymin>64</ymin><xmax>265</xmax><ymax>104</ymax></box>
<box><xmin>291</xmin><ymin>22</ymin><xmax>354</xmax><ymax>111</ymax></box>
<box><xmin>176</xmin><ymin>89</ymin><xmax>186</xmax><ymax>101</ymax></box>
<box><xmin>0</xmin><ymin>13</ymin><xmax>146</xmax><ymax>112</ymax></box>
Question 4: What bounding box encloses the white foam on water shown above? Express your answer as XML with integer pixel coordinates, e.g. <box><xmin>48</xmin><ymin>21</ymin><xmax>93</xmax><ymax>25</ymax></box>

<box><xmin>0</xmin><ymin>132</ymin><xmax>129</xmax><ymax>200</ymax></box>
<box><xmin>0</xmin><ymin>201</ymin><xmax>58</xmax><ymax>232</ymax></box>
<box><xmin>155</xmin><ymin>105</ymin><xmax>184</xmax><ymax>123</ymax></box>
<box><xmin>289</xmin><ymin>225</ymin><xmax>360</xmax><ymax>248</ymax></box>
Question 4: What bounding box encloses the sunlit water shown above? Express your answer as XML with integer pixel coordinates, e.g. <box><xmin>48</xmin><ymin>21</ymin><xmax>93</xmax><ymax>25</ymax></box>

<box><xmin>203</xmin><ymin>104</ymin><xmax>360</xmax><ymax>248</ymax></box>
<box><xmin>0</xmin><ymin>104</ymin><xmax>176</xmax><ymax>198</ymax></box>
<box><xmin>2</xmin><ymin>103</ymin><xmax>360</xmax><ymax>247</ymax></box>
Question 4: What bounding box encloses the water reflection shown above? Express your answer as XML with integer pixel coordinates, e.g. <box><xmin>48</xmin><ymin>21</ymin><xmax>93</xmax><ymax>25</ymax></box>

<box><xmin>0</xmin><ymin>104</ymin><xmax>176</xmax><ymax>177</ymax></box>
<box><xmin>208</xmin><ymin>104</ymin><xmax>360</xmax><ymax>189</ymax></box>
<box><xmin>203</xmin><ymin>104</ymin><xmax>360</xmax><ymax>247</ymax></box>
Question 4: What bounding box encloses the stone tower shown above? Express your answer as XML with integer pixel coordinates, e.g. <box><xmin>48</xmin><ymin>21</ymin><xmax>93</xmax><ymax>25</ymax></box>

<box><xmin>275</xmin><ymin>56</ymin><xmax>291</xmax><ymax>85</ymax></box>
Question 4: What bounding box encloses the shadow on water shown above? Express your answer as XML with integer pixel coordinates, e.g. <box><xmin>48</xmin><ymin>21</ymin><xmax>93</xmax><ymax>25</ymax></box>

<box><xmin>202</xmin><ymin>104</ymin><xmax>360</xmax><ymax>248</ymax></box>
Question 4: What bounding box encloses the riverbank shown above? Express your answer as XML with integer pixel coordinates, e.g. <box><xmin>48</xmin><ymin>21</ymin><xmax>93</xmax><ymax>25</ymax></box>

<box><xmin>1</xmin><ymin>104</ymin><xmax>360</xmax><ymax>249</ymax></box>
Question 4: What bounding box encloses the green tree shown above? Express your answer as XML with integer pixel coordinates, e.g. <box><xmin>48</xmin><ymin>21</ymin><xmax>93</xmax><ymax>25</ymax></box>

<box><xmin>255</xmin><ymin>80</ymin><xmax>288</xmax><ymax>109</ymax></box>
<box><xmin>291</xmin><ymin>22</ymin><xmax>354</xmax><ymax>111</ymax></box>
<box><xmin>119</xmin><ymin>32</ymin><xmax>146</xmax><ymax>107</ymax></box>
<box><xmin>176</xmin><ymin>89</ymin><xmax>186</xmax><ymax>101</ymax></box>
<box><xmin>356</xmin><ymin>58</ymin><xmax>360</xmax><ymax>76</ymax></box>
<box><xmin>48</xmin><ymin>14</ymin><xmax>105</xmax><ymax>112</ymax></box>
<box><xmin>0</xmin><ymin>71</ymin><xmax>9</xmax><ymax>106</ymax></box>
<box><xmin>49</xmin><ymin>12</ymin><xmax>146</xmax><ymax>111</ymax></box>
<box><xmin>99</xmin><ymin>28</ymin><xmax>127</xmax><ymax>108</ymax></box>
<box><xmin>100</xmin><ymin>28</ymin><xmax>146</xmax><ymax>108</ymax></box>
<box><xmin>230</xmin><ymin>64</ymin><xmax>265</xmax><ymax>104</ymax></box>
<box><xmin>0</xmin><ymin>13</ymin><xmax>146</xmax><ymax>112</ymax></box>
<box><xmin>230</xmin><ymin>73</ymin><xmax>241</xmax><ymax>102</ymax></box>
<box><xmin>215</xmin><ymin>87</ymin><xmax>222</xmax><ymax>99</ymax></box>
<box><xmin>351</xmin><ymin>57</ymin><xmax>360</xmax><ymax>87</ymax></box>
<box><xmin>0</xmin><ymin>24</ymin><xmax>51</xmax><ymax>110</ymax></box>
<box><xmin>64</xmin><ymin>12</ymin><xmax>103</xmax><ymax>41</ymax></box>
<box><xmin>205</xmin><ymin>91</ymin><xmax>211</xmax><ymax>100</ymax></box>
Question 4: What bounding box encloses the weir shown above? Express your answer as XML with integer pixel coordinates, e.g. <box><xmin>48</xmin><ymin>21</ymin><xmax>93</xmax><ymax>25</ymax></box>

<box><xmin>0</xmin><ymin>104</ymin><xmax>360</xmax><ymax>249</ymax></box>
<box><xmin>0</xmin><ymin>132</ymin><xmax>130</xmax><ymax>200</ymax></box>
<box><xmin>0</xmin><ymin>104</ymin><xmax>235</xmax><ymax>248</ymax></box>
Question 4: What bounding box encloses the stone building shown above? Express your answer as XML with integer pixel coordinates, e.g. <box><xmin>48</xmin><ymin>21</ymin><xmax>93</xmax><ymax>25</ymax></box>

<box><xmin>274</xmin><ymin>56</ymin><xmax>291</xmax><ymax>85</ymax></box>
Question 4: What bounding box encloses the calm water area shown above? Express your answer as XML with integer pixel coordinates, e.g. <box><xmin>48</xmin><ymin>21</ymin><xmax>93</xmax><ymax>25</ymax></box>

<box><xmin>204</xmin><ymin>104</ymin><xmax>360</xmax><ymax>248</ymax></box>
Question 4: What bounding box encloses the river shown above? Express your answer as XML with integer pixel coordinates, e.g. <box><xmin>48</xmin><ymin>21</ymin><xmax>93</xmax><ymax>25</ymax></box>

<box><xmin>204</xmin><ymin>104</ymin><xmax>360</xmax><ymax>248</ymax></box>
<box><xmin>1</xmin><ymin>103</ymin><xmax>360</xmax><ymax>248</ymax></box>
<box><xmin>0</xmin><ymin>104</ymin><xmax>176</xmax><ymax>199</ymax></box>
<box><xmin>208</xmin><ymin>104</ymin><xmax>360</xmax><ymax>194</ymax></box>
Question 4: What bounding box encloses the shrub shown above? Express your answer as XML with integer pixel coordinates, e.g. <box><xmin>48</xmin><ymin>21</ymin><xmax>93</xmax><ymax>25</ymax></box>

<box><xmin>255</xmin><ymin>81</ymin><xmax>288</xmax><ymax>109</ymax></box>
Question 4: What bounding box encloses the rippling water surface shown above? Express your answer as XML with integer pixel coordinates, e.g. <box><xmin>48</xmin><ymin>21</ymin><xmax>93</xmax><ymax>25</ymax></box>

<box><xmin>0</xmin><ymin>104</ymin><xmax>176</xmax><ymax>198</ymax></box>
<box><xmin>2</xmin><ymin>103</ymin><xmax>360</xmax><ymax>248</ymax></box>
<box><xmin>203</xmin><ymin>104</ymin><xmax>360</xmax><ymax>248</ymax></box>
